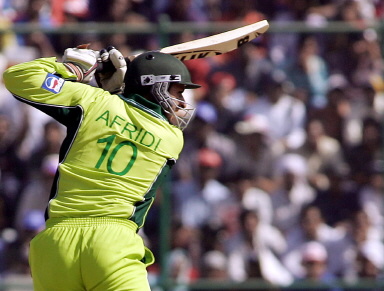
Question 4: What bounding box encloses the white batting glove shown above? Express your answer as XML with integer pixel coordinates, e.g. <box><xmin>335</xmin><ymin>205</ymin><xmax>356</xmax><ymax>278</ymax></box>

<box><xmin>95</xmin><ymin>46</ymin><xmax>127</xmax><ymax>94</ymax></box>
<box><xmin>62</xmin><ymin>44</ymin><xmax>98</xmax><ymax>83</ymax></box>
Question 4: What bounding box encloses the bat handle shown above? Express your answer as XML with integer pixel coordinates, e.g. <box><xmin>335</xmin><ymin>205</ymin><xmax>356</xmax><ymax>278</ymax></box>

<box><xmin>96</xmin><ymin>60</ymin><xmax>115</xmax><ymax>73</ymax></box>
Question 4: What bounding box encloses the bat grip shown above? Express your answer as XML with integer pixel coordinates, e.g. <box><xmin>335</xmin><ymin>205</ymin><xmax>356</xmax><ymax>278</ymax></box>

<box><xmin>96</xmin><ymin>60</ymin><xmax>114</xmax><ymax>73</ymax></box>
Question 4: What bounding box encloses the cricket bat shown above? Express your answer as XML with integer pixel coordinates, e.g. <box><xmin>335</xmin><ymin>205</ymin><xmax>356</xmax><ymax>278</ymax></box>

<box><xmin>97</xmin><ymin>20</ymin><xmax>269</xmax><ymax>72</ymax></box>
<box><xmin>135</xmin><ymin>19</ymin><xmax>269</xmax><ymax>61</ymax></box>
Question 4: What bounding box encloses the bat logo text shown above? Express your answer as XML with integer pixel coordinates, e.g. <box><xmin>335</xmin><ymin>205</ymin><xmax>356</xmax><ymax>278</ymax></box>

<box><xmin>237</xmin><ymin>36</ymin><xmax>250</xmax><ymax>47</ymax></box>
<box><xmin>172</xmin><ymin>51</ymin><xmax>222</xmax><ymax>61</ymax></box>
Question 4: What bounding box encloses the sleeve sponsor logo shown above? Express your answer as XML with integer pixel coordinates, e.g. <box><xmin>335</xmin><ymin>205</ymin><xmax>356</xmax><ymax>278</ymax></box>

<box><xmin>42</xmin><ymin>73</ymin><xmax>65</xmax><ymax>93</ymax></box>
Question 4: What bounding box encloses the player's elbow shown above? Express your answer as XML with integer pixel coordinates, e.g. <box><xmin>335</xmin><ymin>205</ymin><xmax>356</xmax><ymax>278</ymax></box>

<box><xmin>3</xmin><ymin>65</ymin><xmax>25</xmax><ymax>96</ymax></box>
<box><xmin>3</xmin><ymin>66</ymin><xmax>16</xmax><ymax>91</ymax></box>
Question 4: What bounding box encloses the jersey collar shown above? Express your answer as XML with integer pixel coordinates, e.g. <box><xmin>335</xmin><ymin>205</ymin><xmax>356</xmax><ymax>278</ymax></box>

<box><xmin>118</xmin><ymin>93</ymin><xmax>167</xmax><ymax>120</ymax></box>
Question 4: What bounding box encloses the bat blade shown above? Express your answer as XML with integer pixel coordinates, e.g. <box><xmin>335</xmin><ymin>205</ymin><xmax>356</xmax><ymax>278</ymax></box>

<box><xmin>97</xmin><ymin>20</ymin><xmax>269</xmax><ymax>72</ymax></box>
<box><xmin>159</xmin><ymin>20</ymin><xmax>269</xmax><ymax>61</ymax></box>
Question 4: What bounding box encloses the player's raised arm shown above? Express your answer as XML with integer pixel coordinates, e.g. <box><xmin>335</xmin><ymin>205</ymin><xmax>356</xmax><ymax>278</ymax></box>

<box><xmin>3</xmin><ymin>45</ymin><xmax>103</xmax><ymax>109</ymax></box>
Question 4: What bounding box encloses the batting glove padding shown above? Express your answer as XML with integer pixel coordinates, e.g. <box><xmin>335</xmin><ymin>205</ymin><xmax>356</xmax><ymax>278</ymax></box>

<box><xmin>62</xmin><ymin>44</ymin><xmax>98</xmax><ymax>83</ymax></box>
<box><xmin>95</xmin><ymin>46</ymin><xmax>128</xmax><ymax>94</ymax></box>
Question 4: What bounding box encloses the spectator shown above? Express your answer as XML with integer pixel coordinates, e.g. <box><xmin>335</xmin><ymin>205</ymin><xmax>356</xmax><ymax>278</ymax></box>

<box><xmin>88</xmin><ymin>0</ymin><xmax>149</xmax><ymax>53</ymax></box>
<box><xmin>233</xmin><ymin>114</ymin><xmax>277</xmax><ymax>192</ymax></box>
<box><xmin>350</xmin><ymin>210</ymin><xmax>382</xmax><ymax>243</ymax></box>
<box><xmin>270</xmin><ymin>153</ymin><xmax>316</xmax><ymax>235</ymax></box>
<box><xmin>349</xmin><ymin>30</ymin><xmax>383</xmax><ymax>87</ymax></box>
<box><xmin>244</xmin><ymin>71</ymin><xmax>307</xmax><ymax>156</ymax></box>
<box><xmin>0</xmin><ymin>196</ymin><xmax>7</xmax><ymax>276</ymax></box>
<box><xmin>206</xmin><ymin>71</ymin><xmax>246</xmax><ymax>133</ymax></box>
<box><xmin>51</xmin><ymin>0</ymin><xmax>89</xmax><ymax>25</ymax></box>
<box><xmin>8</xmin><ymin>210</ymin><xmax>45</xmax><ymax>275</ymax></box>
<box><xmin>241</xmin><ymin>41</ymin><xmax>274</xmax><ymax>95</ymax></box>
<box><xmin>0</xmin><ymin>113</ymin><xmax>29</xmax><ymax>228</ymax></box>
<box><xmin>201</xmin><ymin>250</ymin><xmax>229</xmax><ymax>280</ymax></box>
<box><xmin>335</xmin><ymin>209</ymin><xmax>384</xmax><ymax>283</ymax></box>
<box><xmin>163</xmin><ymin>0</ymin><xmax>208</xmax><ymax>22</ymax></box>
<box><xmin>287</xmin><ymin>35</ymin><xmax>329</xmax><ymax>108</ymax></box>
<box><xmin>167</xmin><ymin>223</ymin><xmax>200</xmax><ymax>286</ymax></box>
<box><xmin>287</xmin><ymin>241</ymin><xmax>343</xmax><ymax>291</ymax></box>
<box><xmin>312</xmin><ymin>166</ymin><xmax>360</xmax><ymax>230</ymax></box>
<box><xmin>343</xmin><ymin>83</ymin><xmax>383</xmax><ymax>147</ymax></box>
<box><xmin>184</xmin><ymin>58</ymin><xmax>211</xmax><ymax>104</ymax></box>
<box><xmin>308</xmin><ymin>85</ymin><xmax>351</xmax><ymax>147</ymax></box>
<box><xmin>227</xmin><ymin>209</ymin><xmax>293</xmax><ymax>286</ymax></box>
<box><xmin>28</xmin><ymin>120</ymin><xmax>65</xmax><ymax>177</ymax></box>
<box><xmin>173</xmin><ymin>147</ymin><xmax>234</xmax><ymax>229</ymax></box>
<box><xmin>50</xmin><ymin>0</ymin><xmax>95</xmax><ymax>55</ymax></box>
<box><xmin>268</xmin><ymin>0</ymin><xmax>301</xmax><ymax>69</ymax></box>
<box><xmin>295</xmin><ymin>118</ymin><xmax>349</xmax><ymax>191</ymax></box>
<box><xmin>236</xmin><ymin>173</ymin><xmax>273</xmax><ymax>226</ymax></box>
<box><xmin>355</xmin><ymin>240</ymin><xmax>384</xmax><ymax>279</ymax></box>
<box><xmin>90</xmin><ymin>0</ymin><xmax>148</xmax><ymax>23</ymax></box>
<box><xmin>345</xmin><ymin>117</ymin><xmax>383</xmax><ymax>188</ymax></box>
<box><xmin>14</xmin><ymin>154</ymin><xmax>59</xmax><ymax>232</ymax></box>
<box><xmin>283</xmin><ymin>205</ymin><xmax>348</xmax><ymax>279</ymax></box>
<box><xmin>13</xmin><ymin>0</ymin><xmax>57</xmax><ymax>57</ymax></box>
<box><xmin>358</xmin><ymin>84</ymin><xmax>383</xmax><ymax>123</ymax></box>
<box><xmin>358</xmin><ymin>165</ymin><xmax>384</xmax><ymax>236</ymax></box>
<box><xmin>345</xmin><ymin>239</ymin><xmax>384</xmax><ymax>291</ymax></box>
<box><xmin>179</xmin><ymin>101</ymin><xmax>237</xmax><ymax>181</ymax></box>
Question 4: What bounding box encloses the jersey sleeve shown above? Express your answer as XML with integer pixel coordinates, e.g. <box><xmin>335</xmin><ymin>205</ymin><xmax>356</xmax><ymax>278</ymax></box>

<box><xmin>3</xmin><ymin>57</ymin><xmax>100</xmax><ymax>109</ymax></box>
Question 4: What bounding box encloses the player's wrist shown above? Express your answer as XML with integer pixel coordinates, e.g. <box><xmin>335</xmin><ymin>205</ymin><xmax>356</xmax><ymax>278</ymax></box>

<box><xmin>62</xmin><ymin>45</ymin><xmax>98</xmax><ymax>83</ymax></box>
<box><xmin>63</xmin><ymin>62</ymin><xmax>84</xmax><ymax>82</ymax></box>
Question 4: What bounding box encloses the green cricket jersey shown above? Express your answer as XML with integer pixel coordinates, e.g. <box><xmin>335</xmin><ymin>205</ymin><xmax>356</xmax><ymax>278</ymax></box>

<box><xmin>3</xmin><ymin>57</ymin><xmax>184</xmax><ymax>228</ymax></box>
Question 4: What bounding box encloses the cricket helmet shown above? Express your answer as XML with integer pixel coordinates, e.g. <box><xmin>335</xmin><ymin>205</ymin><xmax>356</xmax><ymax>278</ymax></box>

<box><xmin>124</xmin><ymin>51</ymin><xmax>200</xmax><ymax>92</ymax></box>
<box><xmin>124</xmin><ymin>52</ymin><xmax>200</xmax><ymax>130</ymax></box>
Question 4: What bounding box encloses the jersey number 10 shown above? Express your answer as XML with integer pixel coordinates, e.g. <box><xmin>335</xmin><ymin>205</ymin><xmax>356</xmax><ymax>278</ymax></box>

<box><xmin>95</xmin><ymin>134</ymin><xmax>137</xmax><ymax>176</ymax></box>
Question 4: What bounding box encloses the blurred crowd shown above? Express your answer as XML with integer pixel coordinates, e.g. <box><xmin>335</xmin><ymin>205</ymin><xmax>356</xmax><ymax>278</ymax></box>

<box><xmin>1</xmin><ymin>0</ymin><xmax>384</xmax><ymax>290</ymax></box>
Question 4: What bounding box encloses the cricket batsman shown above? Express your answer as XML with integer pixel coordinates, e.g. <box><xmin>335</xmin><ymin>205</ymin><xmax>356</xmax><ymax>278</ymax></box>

<box><xmin>3</xmin><ymin>45</ymin><xmax>200</xmax><ymax>290</ymax></box>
